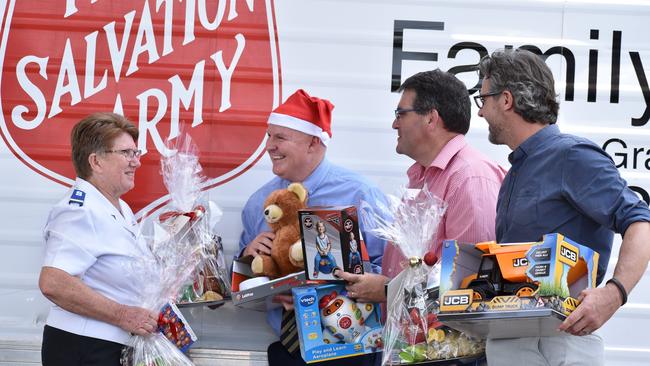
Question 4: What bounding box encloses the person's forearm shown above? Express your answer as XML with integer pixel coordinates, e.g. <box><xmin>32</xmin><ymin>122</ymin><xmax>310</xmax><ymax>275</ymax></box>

<box><xmin>612</xmin><ymin>221</ymin><xmax>650</xmax><ymax>297</ymax></box>
<box><xmin>39</xmin><ymin>267</ymin><xmax>127</xmax><ymax>327</ymax></box>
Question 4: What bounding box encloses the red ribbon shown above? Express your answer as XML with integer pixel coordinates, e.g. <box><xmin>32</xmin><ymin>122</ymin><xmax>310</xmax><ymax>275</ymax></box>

<box><xmin>158</xmin><ymin>312</ymin><xmax>179</xmax><ymax>341</ymax></box>
<box><xmin>158</xmin><ymin>205</ymin><xmax>205</xmax><ymax>223</ymax></box>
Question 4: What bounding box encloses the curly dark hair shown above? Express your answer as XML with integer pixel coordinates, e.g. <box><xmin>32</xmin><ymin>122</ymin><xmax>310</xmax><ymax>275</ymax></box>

<box><xmin>479</xmin><ymin>49</ymin><xmax>559</xmax><ymax>124</ymax></box>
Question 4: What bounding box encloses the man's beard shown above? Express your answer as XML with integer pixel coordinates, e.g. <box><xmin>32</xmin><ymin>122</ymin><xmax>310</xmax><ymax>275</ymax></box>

<box><xmin>488</xmin><ymin>125</ymin><xmax>504</xmax><ymax>145</ymax></box>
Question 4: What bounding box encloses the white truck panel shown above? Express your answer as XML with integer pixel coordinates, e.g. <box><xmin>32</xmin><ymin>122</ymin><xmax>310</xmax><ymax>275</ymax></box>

<box><xmin>0</xmin><ymin>0</ymin><xmax>648</xmax><ymax>364</ymax></box>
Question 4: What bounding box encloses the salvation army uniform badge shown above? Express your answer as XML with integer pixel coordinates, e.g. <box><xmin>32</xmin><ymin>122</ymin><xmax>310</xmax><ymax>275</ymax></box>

<box><xmin>68</xmin><ymin>189</ymin><xmax>85</xmax><ymax>207</ymax></box>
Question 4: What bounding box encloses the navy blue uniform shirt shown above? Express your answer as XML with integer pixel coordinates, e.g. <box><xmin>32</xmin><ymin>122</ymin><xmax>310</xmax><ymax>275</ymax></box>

<box><xmin>496</xmin><ymin>124</ymin><xmax>650</xmax><ymax>284</ymax></box>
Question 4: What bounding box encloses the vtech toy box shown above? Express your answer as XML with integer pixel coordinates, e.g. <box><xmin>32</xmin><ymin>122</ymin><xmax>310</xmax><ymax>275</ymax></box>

<box><xmin>292</xmin><ymin>284</ymin><xmax>383</xmax><ymax>363</ymax></box>
<box><xmin>437</xmin><ymin>233</ymin><xmax>599</xmax><ymax>339</ymax></box>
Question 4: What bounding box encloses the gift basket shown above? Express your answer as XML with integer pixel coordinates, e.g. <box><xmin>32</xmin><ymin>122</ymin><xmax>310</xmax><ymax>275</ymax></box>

<box><xmin>121</xmin><ymin>134</ymin><xmax>230</xmax><ymax>366</ymax></box>
<box><xmin>361</xmin><ymin>187</ymin><xmax>485</xmax><ymax>365</ymax></box>
<box><xmin>154</xmin><ymin>135</ymin><xmax>230</xmax><ymax>307</ymax></box>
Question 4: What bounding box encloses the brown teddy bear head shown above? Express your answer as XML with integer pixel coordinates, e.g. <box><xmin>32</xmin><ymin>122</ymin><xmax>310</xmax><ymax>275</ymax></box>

<box><xmin>263</xmin><ymin>183</ymin><xmax>308</xmax><ymax>231</ymax></box>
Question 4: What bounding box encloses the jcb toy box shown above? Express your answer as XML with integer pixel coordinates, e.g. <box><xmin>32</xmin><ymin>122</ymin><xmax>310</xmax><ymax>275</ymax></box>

<box><xmin>437</xmin><ymin>233</ymin><xmax>599</xmax><ymax>339</ymax></box>
<box><xmin>299</xmin><ymin>206</ymin><xmax>370</xmax><ymax>280</ymax></box>
<box><xmin>292</xmin><ymin>284</ymin><xmax>383</xmax><ymax>363</ymax></box>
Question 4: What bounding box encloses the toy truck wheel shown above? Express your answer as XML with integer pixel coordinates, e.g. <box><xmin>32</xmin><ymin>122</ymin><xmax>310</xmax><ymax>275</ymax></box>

<box><xmin>471</xmin><ymin>286</ymin><xmax>487</xmax><ymax>301</ymax></box>
<box><xmin>514</xmin><ymin>283</ymin><xmax>537</xmax><ymax>297</ymax></box>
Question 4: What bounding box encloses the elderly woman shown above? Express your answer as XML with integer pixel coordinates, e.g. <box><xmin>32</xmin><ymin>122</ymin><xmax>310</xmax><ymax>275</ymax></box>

<box><xmin>39</xmin><ymin>113</ymin><xmax>158</xmax><ymax>366</ymax></box>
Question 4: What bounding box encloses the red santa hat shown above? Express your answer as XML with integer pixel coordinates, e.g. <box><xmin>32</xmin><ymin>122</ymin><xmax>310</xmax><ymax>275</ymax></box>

<box><xmin>268</xmin><ymin>89</ymin><xmax>334</xmax><ymax>146</ymax></box>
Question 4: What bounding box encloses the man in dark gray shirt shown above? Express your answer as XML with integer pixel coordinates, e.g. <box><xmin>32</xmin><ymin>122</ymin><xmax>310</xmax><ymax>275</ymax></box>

<box><xmin>475</xmin><ymin>48</ymin><xmax>650</xmax><ymax>366</ymax></box>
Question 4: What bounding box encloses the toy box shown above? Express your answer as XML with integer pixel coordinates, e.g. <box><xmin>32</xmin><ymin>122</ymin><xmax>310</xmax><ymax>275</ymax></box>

<box><xmin>231</xmin><ymin>255</ymin><xmax>320</xmax><ymax>311</ymax></box>
<box><xmin>437</xmin><ymin>233</ymin><xmax>599</xmax><ymax>339</ymax></box>
<box><xmin>299</xmin><ymin>206</ymin><xmax>370</xmax><ymax>280</ymax></box>
<box><xmin>292</xmin><ymin>284</ymin><xmax>383</xmax><ymax>363</ymax></box>
<box><xmin>158</xmin><ymin>303</ymin><xmax>197</xmax><ymax>353</ymax></box>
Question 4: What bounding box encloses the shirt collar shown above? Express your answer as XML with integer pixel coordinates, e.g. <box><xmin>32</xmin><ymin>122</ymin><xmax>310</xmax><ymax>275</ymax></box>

<box><xmin>508</xmin><ymin>124</ymin><xmax>560</xmax><ymax>164</ymax></box>
<box><xmin>75</xmin><ymin>177</ymin><xmax>127</xmax><ymax>221</ymax></box>
<box><xmin>407</xmin><ymin>134</ymin><xmax>466</xmax><ymax>179</ymax></box>
<box><xmin>282</xmin><ymin>158</ymin><xmax>330</xmax><ymax>194</ymax></box>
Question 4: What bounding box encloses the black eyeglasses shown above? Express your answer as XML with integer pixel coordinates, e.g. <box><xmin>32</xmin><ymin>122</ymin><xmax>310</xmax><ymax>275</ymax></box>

<box><xmin>104</xmin><ymin>149</ymin><xmax>142</xmax><ymax>159</ymax></box>
<box><xmin>394</xmin><ymin>108</ymin><xmax>420</xmax><ymax>119</ymax></box>
<box><xmin>473</xmin><ymin>91</ymin><xmax>503</xmax><ymax>109</ymax></box>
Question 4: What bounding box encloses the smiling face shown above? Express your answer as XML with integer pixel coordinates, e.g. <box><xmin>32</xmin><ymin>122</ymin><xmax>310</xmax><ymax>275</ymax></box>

<box><xmin>265</xmin><ymin>124</ymin><xmax>318</xmax><ymax>182</ymax></box>
<box><xmin>477</xmin><ymin>79</ymin><xmax>507</xmax><ymax>146</ymax></box>
<box><xmin>93</xmin><ymin>132</ymin><xmax>141</xmax><ymax>198</ymax></box>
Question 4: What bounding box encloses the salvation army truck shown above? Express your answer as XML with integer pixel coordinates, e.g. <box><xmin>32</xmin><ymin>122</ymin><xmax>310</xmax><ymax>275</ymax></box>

<box><xmin>0</xmin><ymin>0</ymin><xmax>649</xmax><ymax>365</ymax></box>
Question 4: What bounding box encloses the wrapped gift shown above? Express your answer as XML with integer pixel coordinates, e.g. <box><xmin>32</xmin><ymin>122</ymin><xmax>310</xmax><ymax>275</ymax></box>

<box><xmin>122</xmin><ymin>134</ymin><xmax>227</xmax><ymax>366</ymax></box>
<box><xmin>361</xmin><ymin>187</ymin><xmax>484</xmax><ymax>365</ymax></box>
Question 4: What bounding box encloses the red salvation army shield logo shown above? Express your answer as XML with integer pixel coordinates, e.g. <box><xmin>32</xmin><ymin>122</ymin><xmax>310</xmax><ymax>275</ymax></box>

<box><xmin>0</xmin><ymin>0</ymin><xmax>281</xmax><ymax>213</ymax></box>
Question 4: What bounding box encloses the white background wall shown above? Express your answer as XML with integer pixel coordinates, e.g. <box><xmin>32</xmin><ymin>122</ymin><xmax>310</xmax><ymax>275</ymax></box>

<box><xmin>0</xmin><ymin>0</ymin><xmax>649</xmax><ymax>364</ymax></box>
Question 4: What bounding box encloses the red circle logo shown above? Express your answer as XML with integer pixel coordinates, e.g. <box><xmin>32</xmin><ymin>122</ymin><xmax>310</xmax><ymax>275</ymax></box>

<box><xmin>0</xmin><ymin>0</ymin><xmax>281</xmax><ymax>214</ymax></box>
<box><xmin>338</xmin><ymin>316</ymin><xmax>352</xmax><ymax>329</ymax></box>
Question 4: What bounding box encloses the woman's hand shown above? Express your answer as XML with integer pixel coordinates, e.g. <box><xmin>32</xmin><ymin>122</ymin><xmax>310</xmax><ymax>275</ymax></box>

<box><xmin>117</xmin><ymin>305</ymin><xmax>160</xmax><ymax>335</ymax></box>
<box><xmin>39</xmin><ymin>267</ymin><xmax>159</xmax><ymax>335</ymax></box>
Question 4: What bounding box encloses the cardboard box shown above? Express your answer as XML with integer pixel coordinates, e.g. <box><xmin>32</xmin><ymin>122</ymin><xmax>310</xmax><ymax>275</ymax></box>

<box><xmin>231</xmin><ymin>255</ymin><xmax>319</xmax><ymax>311</ymax></box>
<box><xmin>299</xmin><ymin>206</ymin><xmax>370</xmax><ymax>280</ymax></box>
<box><xmin>292</xmin><ymin>284</ymin><xmax>383</xmax><ymax>363</ymax></box>
<box><xmin>437</xmin><ymin>233</ymin><xmax>599</xmax><ymax>339</ymax></box>
<box><xmin>158</xmin><ymin>302</ymin><xmax>198</xmax><ymax>353</ymax></box>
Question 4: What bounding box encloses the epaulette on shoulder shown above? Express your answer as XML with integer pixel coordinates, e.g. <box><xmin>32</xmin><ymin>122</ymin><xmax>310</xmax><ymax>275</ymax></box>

<box><xmin>68</xmin><ymin>189</ymin><xmax>86</xmax><ymax>207</ymax></box>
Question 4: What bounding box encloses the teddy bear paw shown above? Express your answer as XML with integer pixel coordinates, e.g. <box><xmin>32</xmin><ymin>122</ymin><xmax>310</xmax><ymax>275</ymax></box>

<box><xmin>289</xmin><ymin>241</ymin><xmax>304</xmax><ymax>267</ymax></box>
<box><xmin>251</xmin><ymin>255</ymin><xmax>264</xmax><ymax>274</ymax></box>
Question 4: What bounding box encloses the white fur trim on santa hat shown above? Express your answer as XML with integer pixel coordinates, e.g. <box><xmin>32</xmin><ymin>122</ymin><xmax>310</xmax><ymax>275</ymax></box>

<box><xmin>268</xmin><ymin>112</ymin><xmax>330</xmax><ymax>146</ymax></box>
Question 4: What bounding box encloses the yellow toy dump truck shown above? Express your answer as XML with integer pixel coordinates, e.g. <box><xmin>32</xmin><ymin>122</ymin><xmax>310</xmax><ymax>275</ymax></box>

<box><xmin>460</xmin><ymin>242</ymin><xmax>538</xmax><ymax>301</ymax></box>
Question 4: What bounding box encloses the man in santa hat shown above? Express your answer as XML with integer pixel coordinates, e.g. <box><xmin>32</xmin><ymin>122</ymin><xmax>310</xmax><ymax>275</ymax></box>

<box><xmin>237</xmin><ymin>89</ymin><xmax>388</xmax><ymax>365</ymax></box>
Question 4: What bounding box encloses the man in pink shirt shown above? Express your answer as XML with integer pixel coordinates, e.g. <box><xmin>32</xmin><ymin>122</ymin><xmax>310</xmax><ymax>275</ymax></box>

<box><xmin>339</xmin><ymin>69</ymin><xmax>505</xmax><ymax>302</ymax></box>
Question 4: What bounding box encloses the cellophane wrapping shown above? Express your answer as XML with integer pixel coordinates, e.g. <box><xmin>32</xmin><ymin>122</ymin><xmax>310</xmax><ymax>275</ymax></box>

<box><xmin>361</xmin><ymin>187</ymin><xmax>484</xmax><ymax>365</ymax></box>
<box><xmin>121</xmin><ymin>135</ymin><xmax>229</xmax><ymax>366</ymax></box>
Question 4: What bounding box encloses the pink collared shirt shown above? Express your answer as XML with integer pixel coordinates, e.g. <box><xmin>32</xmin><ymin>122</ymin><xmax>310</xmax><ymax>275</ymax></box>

<box><xmin>382</xmin><ymin>135</ymin><xmax>506</xmax><ymax>278</ymax></box>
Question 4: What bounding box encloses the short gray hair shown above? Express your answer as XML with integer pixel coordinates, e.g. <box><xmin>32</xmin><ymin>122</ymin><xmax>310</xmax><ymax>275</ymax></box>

<box><xmin>479</xmin><ymin>49</ymin><xmax>559</xmax><ymax>124</ymax></box>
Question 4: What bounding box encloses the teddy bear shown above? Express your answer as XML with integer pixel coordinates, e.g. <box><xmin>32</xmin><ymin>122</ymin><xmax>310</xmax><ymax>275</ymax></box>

<box><xmin>250</xmin><ymin>182</ymin><xmax>307</xmax><ymax>278</ymax></box>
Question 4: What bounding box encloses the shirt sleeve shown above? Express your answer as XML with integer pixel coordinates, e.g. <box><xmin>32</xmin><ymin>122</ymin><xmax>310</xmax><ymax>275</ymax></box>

<box><xmin>562</xmin><ymin>143</ymin><xmax>650</xmax><ymax>233</ymax></box>
<box><xmin>357</xmin><ymin>186</ymin><xmax>389</xmax><ymax>274</ymax></box>
<box><xmin>442</xmin><ymin>174</ymin><xmax>502</xmax><ymax>253</ymax></box>
<box><xmin>42</xmin><ymin>206</ymin><xmax>99</xmax><ymax>276</ymax></box>
<box><xmin>236</xmin><ymin>198</ymin><xmax>258</xmax><ymax>259</ymax></box>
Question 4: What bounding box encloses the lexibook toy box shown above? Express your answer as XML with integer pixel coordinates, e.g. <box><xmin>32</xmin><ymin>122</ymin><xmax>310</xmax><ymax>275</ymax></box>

<box><xmin>299</xmin><ymin>206</ymin><xmax>370</xmax><ymax>280</ymax></box>
<box><xmin>292</xmin><ymin>283</ymin><xmax>384</xmax><ymax>363</ymax></box>
<box><xmin>437</xmin><ymin>233</ymin><xmax>599</xmax><ymax>339</ymax></box>
<box><xmin>231</xmin><ymin>256</ymin><xmax>318</xmax><ymax>311</ymax></box>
